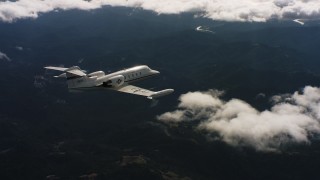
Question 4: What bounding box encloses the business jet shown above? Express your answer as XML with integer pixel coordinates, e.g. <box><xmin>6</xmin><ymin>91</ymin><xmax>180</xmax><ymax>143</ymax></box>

<box><xmin>44</xmin><ymin>65</ymin><xmax>174</xmax><ymax>99</ymax></box>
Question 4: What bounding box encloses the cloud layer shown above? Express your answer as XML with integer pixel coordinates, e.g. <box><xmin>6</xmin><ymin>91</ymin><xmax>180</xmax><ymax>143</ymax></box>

<box><xmin>157</xmin><ymin>86</ymin><xmax>320</xmax><ymax>152</ymax></box>
<box><xmin>1</xmin><ymin>0</ymin><xmax>320</xmax><ymax>22</ymax></box>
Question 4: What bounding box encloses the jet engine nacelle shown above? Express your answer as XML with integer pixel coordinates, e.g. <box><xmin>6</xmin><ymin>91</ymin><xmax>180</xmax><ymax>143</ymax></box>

<box><xmin>88</xmin><ymin>71</ymin><xmax>105</xmax><ymax>77</ymax></box>
<box><xmin>102</xmin><ymin>75</ymin><xmax>124</xmax><ymax>88</ymax></box>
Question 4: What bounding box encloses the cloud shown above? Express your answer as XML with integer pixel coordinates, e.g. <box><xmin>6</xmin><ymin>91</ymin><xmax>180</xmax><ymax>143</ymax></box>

<box><xmin>157</xmin><ymin>86</ymin><xmax>320</xmax><ymax>152</ymax></box>
<box><xmin>15</xmin><ymin>46</ymin><xmax>23</xmax><ymax>51</ymax></box>
<box><xmin>0</xmin><ymin>0</ymin><xmax>100</xmax><ymax>22</ymax></box>
<box><xmin>0</xmin><ymin>51</ymin><xmax>11</xmax><ymax>61</ymax></box>
<box><xmin>0</xmin><ymin>0</ymin><xmax>320</xmax><ymax>22</ymax></box>
<box><xmin>196</xmin><ymin>26</ymin><xmax>215</xmax><ymax>33</ymax></box>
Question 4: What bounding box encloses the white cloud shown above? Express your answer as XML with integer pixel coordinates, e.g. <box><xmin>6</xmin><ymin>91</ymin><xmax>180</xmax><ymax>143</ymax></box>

<box><xmin>157</xmin><ymin>86</ymin><xmax>320</xmax><ymax>152</ymax></box>
<box><xmin>293</xmin><ymin>19</ymin><xmax>305</xmax><ymax>25</ymax></box>
<box><xmin>0</xmin><ymin>51</ymin><xmax>11</xmax><ymax>61</ymax></box>
<box><xmin>179</xmin><ymin>90</ymin><xmax>223</xmax><ymax>110</ymax></box>
<box><xmin>15</xmin><ymin>46</ymin><xmax>23</xmax><ymax>51</ymax></box>
<box><xmin>157</xmin><ymin>110</ymin><xmax>185</xmax><ymax>123</ymax></box>
<box><xmin>196</xmin><ymin>26</ymin><xmax>215</xmax><ymax>33</ymax></box>
<box><xmin>0</xmin><ymin>0</ymin><xmax>100</xmax><ymax>22</ymax></box>
<box><xmin>0</xmin><ymin>0</ymin><xmax>320</xmax><ymax>22</ymax></box>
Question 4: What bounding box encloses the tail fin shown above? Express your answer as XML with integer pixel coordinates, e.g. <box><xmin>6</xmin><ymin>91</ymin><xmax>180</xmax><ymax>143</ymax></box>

<box><xmin>45</xmin><ymin>66</ymin><xmax>87</xmax><ymax>88</ymax></box>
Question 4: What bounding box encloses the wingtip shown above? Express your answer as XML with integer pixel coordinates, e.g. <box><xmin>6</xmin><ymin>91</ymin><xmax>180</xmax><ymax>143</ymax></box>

<box><xmin>44</xmin><ymin>66</ymin><xmax>55</xmax><ymax>69</ymax></box>
<box><xmin>148</xmin><ymin>89</ymin><xmax>174</xmax><ymax>99</ymax></box>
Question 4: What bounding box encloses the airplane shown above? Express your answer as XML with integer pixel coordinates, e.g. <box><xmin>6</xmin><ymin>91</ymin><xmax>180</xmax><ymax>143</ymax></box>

<box><xmin>44</xmin><ymin>65</ymin><xmax>174</xmax><ymax>99</ymax></box>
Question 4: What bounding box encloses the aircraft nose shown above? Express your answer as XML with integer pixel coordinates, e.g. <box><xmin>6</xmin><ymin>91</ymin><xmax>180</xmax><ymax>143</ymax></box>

<box><xmin>151</xmin><ymin>70</ymin><xmax>160</xmax><ymax>75</ymax></box>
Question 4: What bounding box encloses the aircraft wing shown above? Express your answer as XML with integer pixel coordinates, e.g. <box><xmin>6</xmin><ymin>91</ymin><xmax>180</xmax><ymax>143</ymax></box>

<box><xmin>117</xmin><ymin>85</ymin><xmax>154</xmax><ymax>97</ymax></box>
<box><xmin>116</xmin><ymin>85</ymin><xmax>174</xmax><ymax>99</ymax></box>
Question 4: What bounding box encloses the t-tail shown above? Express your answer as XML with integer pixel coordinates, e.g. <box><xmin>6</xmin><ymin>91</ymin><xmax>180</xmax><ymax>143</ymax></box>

<box><xmin>44</xmin><ymin>66</ymin><xmax>87</xmax><ymax>88</ymax></box>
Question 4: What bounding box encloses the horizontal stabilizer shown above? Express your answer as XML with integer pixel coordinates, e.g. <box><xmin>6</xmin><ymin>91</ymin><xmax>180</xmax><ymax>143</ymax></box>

<box><xmin>45</xmin><ymin>66</ymin><xmax>68</xmax><ymax>71</ymax></box>
<box><xmin>66</xmin><ymin>69</ymin><xmax>86</xmax><ymax>76</ymax></box>
<box><xmin>45</xmin><ymin>66</ymin><xmax>86</xmax><ymax>77</ymax></box>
